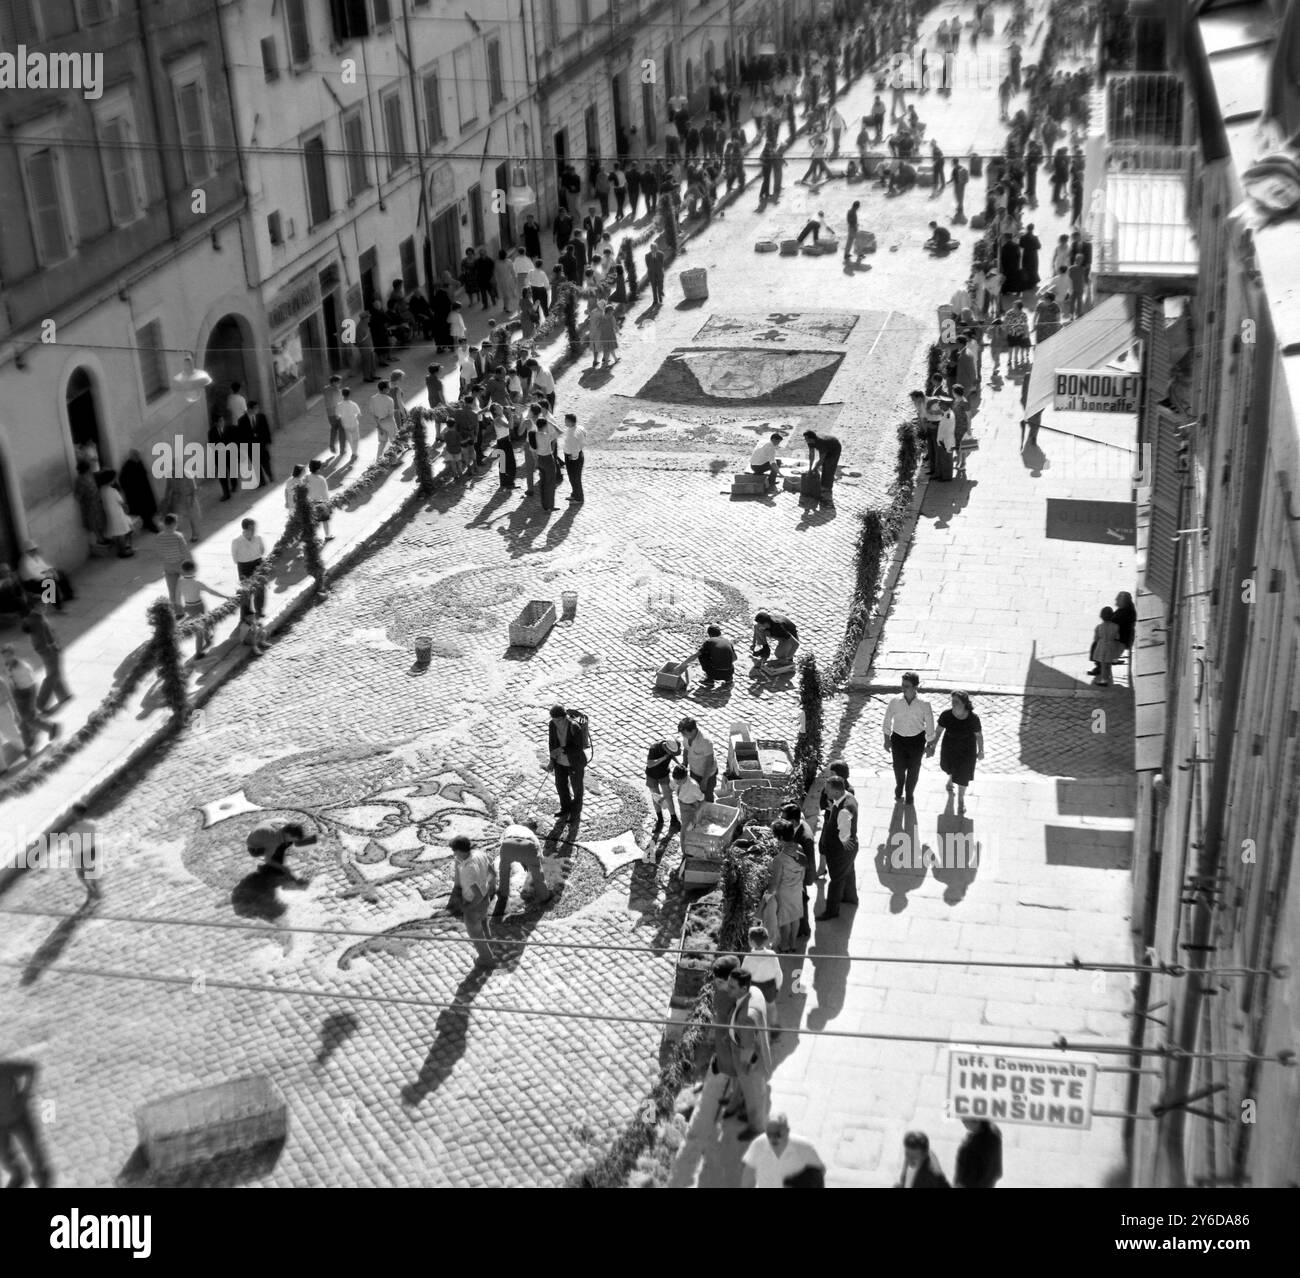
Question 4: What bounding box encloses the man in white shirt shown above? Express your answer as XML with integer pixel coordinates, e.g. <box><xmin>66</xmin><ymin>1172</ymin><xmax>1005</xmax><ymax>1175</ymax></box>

<box><xmin>323</xmin><ymin>374</ymin><xmax>343</xmax><ymax>454</ymax></box>
<box><xmin>882</xmin><ymin>671</ymin><xmax>935</xmax><ymax>805</ymax></box>
<box><xmin>678</xmin><ymin>715</ymin><xmax>718</xmax><ymax>801</ymax></box>
<box><xmin>748</xmin><ymin>432</ymin><xmax>784</xmax><ymax>493</ymax></box>
<box><xmin>226</xmin><ymin>381</ymin><xmax>248</xmax><ymax>427</ymax></box>
<box><xmin>526</xmin><ymin>259</ymin><xmax>550</xmax><ymax>314</ymax></box>
<box><xmin>336</xmin><ymin>388</ymin><xmax>362</xmax><ymax>463</ymax></box>
<box><xmin>303</xmin><ymin>459</ymin><xmax>333</xmax><ymax>541</ymax></box>
<box><xmin>560</xmin><ymin>412</ymin><xmax>586</xmax><ymax>504</ymax></box>
<box><xmin>741</xmin><ymin>1115</ymin><xmax>825</xmax><ymax>1188</ymax></box>
<box><xmin>231</xmin><ymin>518</ymin><xmax>267</xmax><ymax>617</ymax></box>
<box><xmin>530</xmin><ymin>359</ymin><xmax>556</xmax><ymax>410</ymax></box>
<box><xmin>492</xmin><ymin>818</ymin><xmax>552</xmax><ymax>918</ymax></box>
<box><xmin>511</xmin><ymin>247</ymin><xmax>534</xmax><ymax>291</ymax></box>
<box><xmin>451</xmin><ymin>835</ymin><xmax>498</xmax><ymax>967</ymax></box>
<box><xmin>368</xmin><ymin>380</ymin><xmax>397</xmax><ymax>459</ymax></box>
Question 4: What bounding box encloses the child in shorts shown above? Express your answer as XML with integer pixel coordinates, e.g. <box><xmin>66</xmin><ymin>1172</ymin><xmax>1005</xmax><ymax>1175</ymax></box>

<box><xmin>742</xmin><ymin>925</ymin><xmax>783</xmax><ymax>1032</ymax></box>
<box><xmin>671</xmin><ymin>765</ymin><xmax>706</xmax><ymax>831</ymax></box>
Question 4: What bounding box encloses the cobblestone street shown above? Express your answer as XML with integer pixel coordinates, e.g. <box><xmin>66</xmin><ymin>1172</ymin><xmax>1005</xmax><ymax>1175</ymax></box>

<box><xmin>0</xmin><ymin>2</ymin><xmax>1141</xmax><ymax>1189</ymax></box>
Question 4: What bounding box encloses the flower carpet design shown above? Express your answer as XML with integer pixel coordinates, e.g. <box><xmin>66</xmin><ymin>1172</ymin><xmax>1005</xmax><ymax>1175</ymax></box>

<box><xmin>634</xmin><ymin>348</ymin><xmax>846</xmax><ymax>406</ymax></box>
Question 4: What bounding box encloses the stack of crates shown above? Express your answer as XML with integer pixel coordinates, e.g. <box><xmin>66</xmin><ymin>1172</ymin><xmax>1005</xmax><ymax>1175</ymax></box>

<box><xmin>679</xmin><ymin>802</ymin><xmax>742</xmax><ymax>885</ymax></box>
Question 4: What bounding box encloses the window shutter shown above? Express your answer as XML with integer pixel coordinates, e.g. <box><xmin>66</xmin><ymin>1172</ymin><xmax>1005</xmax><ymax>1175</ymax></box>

<box><xmin>286</xmin><ymin>0</ymin><xmax>310</xmax><ymax>64</ymax></box>
<box><xmin>137</xmin><ymin>321</ymin><xmax>168</xmax><ymax>401</ymax></box>
<box><xmin>343</xmin><ymin>112</ymin><xmax>369</xmax><ymax>194</ymax></box>
<box><xmin>399</xmin><ymin>236</ymin><xmax>417</xmax><ymax>291</ymax></box>
<box><xmin>488</xmin><ymin>40</ymin><xmax>504</xmax><ymax>105</ymax></box>
<box><xmin>1</xmin><ymin>0</ymin><xmax>41</xmax><ymax>43</ymax></box>
<box><xmin>304</xmin><ymin>135</ymin><xmax>331</xmax><ymax>226</ymax></box>
<box><xmin>383</xmin><ymin>91</ymin><xmax>406</xmax><ymax>171</ymax></box>
<box><xmin>423</xmin><ymin>71</ymin><xmax>444</xmax><ymax>146</ymax></box>
<box><xmin>261</xmin><ymin>36</ymin><xmax>280</xmax><ymax>80</ymax></box>
<box><xmin>1145</xmin><ymin>405</ymin><xmax>1183</xmax><ymax>603</ymax></box>
<box><xmin>27</xmin><ymin>150</ymin><xmax>70</xmax><ymax>263</ymax></box>
<box><xmin>176</xmin><ymin>81</ymin><xmax>210</xmax><ymax>181</ymax></box>
<box><xmin>330</xmin><ymin>0</ymin><xmax>369</xmax><ymax>41</ymax></box>
<box><xmin>100</xmin><ymin>116</ymin><xmax>139</xmax><ymax>223</ymax></box>
<box><xmin>373</xmin><ymin>0</ymin><xmax>392</xmax><ymax>27</ymax></box>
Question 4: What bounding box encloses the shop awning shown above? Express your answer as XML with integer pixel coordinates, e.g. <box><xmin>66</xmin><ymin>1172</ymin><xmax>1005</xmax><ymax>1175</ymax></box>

<box><xmin>1025</xmin><ymin>295</ymin><xmax>1142</xmax><ymax>417</ymax></box>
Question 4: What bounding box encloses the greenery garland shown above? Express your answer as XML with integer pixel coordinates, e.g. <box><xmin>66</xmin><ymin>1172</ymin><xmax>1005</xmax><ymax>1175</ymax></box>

<box><xmin>620</xmin><ymin>237</ymin><xmax>639</xmax><ymax>301</ymax></box>
<box><xmin>409</xmin><ymin>405</ymin><xmax>437</xmax><ymax>495</ymax></box>
<box><xmin>293</xmin><ymin>481</ymin><xmax>326</xmax><ymax>590</ymax></box>
<box><xmin>148</xmin><ymin>598</ymin><xmax>189</xmax><ymax>721</ymax></box>
<box><xmin>787</xmin><ymin>651</ymin><xmax>825</xmax><ymax>802</ymax></box>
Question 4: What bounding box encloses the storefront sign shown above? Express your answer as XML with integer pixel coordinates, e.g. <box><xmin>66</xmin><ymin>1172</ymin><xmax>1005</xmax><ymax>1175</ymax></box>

<box><xmin>947</xmin><ymin>1050</ymin><xmax>1097</xmax><ymax>1129</ymax></box>
<box><xmin>266</xmin><ymin>269</ymin><xmax>322</xmax><ymax>334</ymax></box>
<box><xmin>1053</xmin><ymin>369</ymin><xmax>1141</xmax><ymax>413</ymax></box>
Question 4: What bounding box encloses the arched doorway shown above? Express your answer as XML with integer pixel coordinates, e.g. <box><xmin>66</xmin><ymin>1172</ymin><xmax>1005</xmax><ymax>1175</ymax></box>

<box><xmin>704</xmin><ymin>41</ymin><xmax>715</xmax><ymax>81</ymax></box>
<box><xmin>65</xmin><ymin>367</ymin><xmax>106</xmax><ymax>469</ymax></box>
<box><xmin>204</xmin><ymin>315</ymin><xmax>252</xmax><ymax>422</ymax></box>
<box><xmin>0</xmin><ymin>445</ymin><xmax>19</xmax><ymax>567</ymax></box>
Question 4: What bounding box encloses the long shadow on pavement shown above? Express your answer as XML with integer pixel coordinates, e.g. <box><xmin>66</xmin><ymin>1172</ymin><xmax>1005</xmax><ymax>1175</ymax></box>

<box><xmin>18</xmin><ymin>898</ymin><xmax>97</xmax><ymax>986</ymax></box>
<box><xmin>400</xmin><ymin>965</ymin><xmax>492</xmax><ymax>1109</ymax></box>
<box><xmin>874</xmin><ymin>799</ymin><xmax>928</xmax><ymax>913</ymax></box>
<box><xmin>805</xmin><ymin>912</ymin><xmax>851</xmax><ymax>1031</ymax></box>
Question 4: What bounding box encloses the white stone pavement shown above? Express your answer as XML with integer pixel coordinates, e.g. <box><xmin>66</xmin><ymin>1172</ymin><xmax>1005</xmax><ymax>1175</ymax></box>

<box><xmin>670</xmin><ymin>4</ymin><xmax>1136</xmax><ymax>1188</ymax></box>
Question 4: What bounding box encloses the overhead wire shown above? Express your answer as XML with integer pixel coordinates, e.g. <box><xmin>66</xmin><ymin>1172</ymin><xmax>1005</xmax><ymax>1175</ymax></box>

<box><xmin>0</xmin><ymin>955</ymin><xmax>1287</xmax><ymax>1064</ymax></box>
<box><xmin>0</xmin><ymin>903</ymin><xmax>1283</xmax><ymax>979</ymax></box>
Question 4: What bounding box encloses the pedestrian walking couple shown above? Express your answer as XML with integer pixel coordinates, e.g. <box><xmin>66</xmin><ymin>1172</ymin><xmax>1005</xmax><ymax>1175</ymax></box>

<box><xmin>1087</xmin><ymin>591</ymin><xmax>1136</xmax><ymax>687</ymax></box>
<box><xmin>884</xmin><ymin>674</ymin><xmax>984</xmax><ymax>813</ymax></box>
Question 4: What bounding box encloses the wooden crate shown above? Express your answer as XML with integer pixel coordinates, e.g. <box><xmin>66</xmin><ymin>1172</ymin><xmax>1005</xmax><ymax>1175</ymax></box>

<box><xmin>730</xmin><ymin>471</ymin><xmax>768</xmax><ymax>498</ymax></box>
<box><xmin>780</xmin><ymin>239</ymin><xmax>800</xmax><ymax>256</ymax></box>
<box><xmin>655</xmin><ymin>660</ymin><xmax>691</xmax><ymax>692</ymax></box>
<box><xmin>755</xmin><ymin>240</ymin><xmax>779</xmax><ymax>253</ymax></box>
<box><xmin>136</xmin><ymin>1076</ymin><xmax>287</xmax><ymax>1173</ymax></box>
<box><xmin>680</xmin><ymin>802</ymin><xmax>742</xmax><ymax>857</ymax></box>
<box><xmin>681</xmin><ymin>855</ymin><xmax>724</xmax><ymax>886</ymax></box>
<box><xmin>680</xmin><ymin>267</ymin><xmax>709</xmax><ymax>300</ymax></box>
<box><xmin>509</xmin><ymin>599</ymin><xmax>556</xmax><ymax>647</ymax></box>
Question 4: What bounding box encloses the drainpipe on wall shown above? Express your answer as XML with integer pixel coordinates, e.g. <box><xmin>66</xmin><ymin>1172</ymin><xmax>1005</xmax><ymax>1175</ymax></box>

<box><xmin>1156</xmin><ymin>312</ymin><xmax>1273</xmax><ymax>1187</ymax></box>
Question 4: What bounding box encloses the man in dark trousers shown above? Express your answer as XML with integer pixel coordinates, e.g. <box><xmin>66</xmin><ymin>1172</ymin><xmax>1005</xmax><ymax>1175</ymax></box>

<box><xmin>951</xmin><ymin>158</ymin><xmax>969</xmax><ymax>220</ymax></box>
<box><xmin>695</xmin><ymin>623</ymin><xmax>736</xmax><ymax>684</ymax></box>
<box><xmin>247</xmin><ymin>400</ymin><xmax>274</xmax><ymax>485</ymax></box>
<box><xmin>208</xmin><ymin>413</ymin><xmax>235</xmax><ymax>501</ymax></box>
<box><xmin>553</xmin><ymin>204</ymin><xmax>573</xmax><ymax>250</ymax></box>
<box><xmin>803</xmin><ymin>429</ymin><xmax>843</xmax><ymax>502</ymax></box>
<box><xmin>955</xmin><ymin>1119</ymin><xmax>1003</xmax><ymax>1187</ymax></box>
<box><xmin>0</xmin><ymin>1058</ymin><xmax>53</xmax><ymax>1187</ymax></box>
<box><xmin>816</xmin><ymin>776</ymin><xmax>860</xmax><ymax>919</ymax></box>
<box><xmin>882</xmin><ymin>672</ymin><xmax>935</xmax><ymax>805</ymax></box>
<box><xmin>710</xmin><ymin>956</ymin><xmax>772</xmax><ymax>1141</ymax></box>
<box><xmin>644</xmin><ymin>242</ymin><xmax>666</xmax><ymax>306</ymax></box>
<box><xmin>547</xmin><ymin>704</ymin><xmax>590</xmax><ymax>823</ymax></box>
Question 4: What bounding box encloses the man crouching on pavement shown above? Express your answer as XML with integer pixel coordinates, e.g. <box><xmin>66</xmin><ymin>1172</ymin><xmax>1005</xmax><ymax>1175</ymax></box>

<box><xmin>245</xmin><ymin>819</ymin><xmax>317</xmax><ymax>878</ymax></box>
<box><xmin>493</xmin><ymin>818</ymin><xmax>553</xmax><ymax>919</ymax></box>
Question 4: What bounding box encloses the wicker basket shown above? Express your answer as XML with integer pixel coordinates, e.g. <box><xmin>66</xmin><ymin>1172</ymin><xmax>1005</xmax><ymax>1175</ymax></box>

<box><xmin>680</xmin><ymin>267</ymin><xmax>709</xmax><ymax>300</ymax></box>
<box><xmin>509</xmin><ymin>599</ymin><xmax>557</xmax><ymax>647</ymax></box>
<box><xmin>734</xmin><ymin>783</ymin><xmax>790</xmax><ymax>827</ymax></box>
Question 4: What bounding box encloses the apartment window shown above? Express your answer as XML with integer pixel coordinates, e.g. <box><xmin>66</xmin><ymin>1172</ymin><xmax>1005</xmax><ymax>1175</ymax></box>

<box><xmin>24</xmin><ymin>147</ymin><xmax>73</xmax><ymax>264</ymax></box>
<box><xmin>96</xmin><ymin>106</ymin><xmax>146</xmax><ymax>225</ymax></box>
<box><xmin>303</xmin><ymin>133</ymin><xmax>331</xmax><ymax>227</ymax></box>
<box><xmin>267</xmin><ymin>210</ymin><xmax>283</xmax><ymax>245</ymax></box>
<box><xmin>578</xmin><ymin>0</ymin><xmax>590</xmax><ymax>23</ymax></box>
<box><xmin>329</xmin><ymin>0</ymin><xmax>370</xmax><ymax>42</ymax></box>
<box><xmin>372</xmin><ymin>0</ymin><xmax>392</xmax><ymax>27</ymax></box>
<box><xmin>454</xmin><ymin>46</ymin><xmax>477</xmax><ymax>131</ymax></box>
<box><xmin>422</xmin><ymin>69</ymin><xmax>446</xmax><ymax>147</ymax></box>
<box><xmin>381</xmin><ymin>88</ymin><xmax>408</xmax><ymax>174</ymax></box>
<box><xmin>544</xmin><ymin>0</ymin><xmax>559</xmax><ymax>47</ymax></box>
<box><xmin>342</xmin><ymin>108</ymin><xmax>370</xmax><ymax>196</ymax></box>
<box><xmin>261</xmin><ymin>37</ymin><xmax>280</xmax><ymax>81</ymax></box>
<box><xmin>285</xmin><ymin>0</ymin><xmax>311</xmax><ymax>66</ymax></box>
<box><xmin>7</xmin><ymin>0</ymin><xmax>77</xmax><ymax>39</ymax></box>
<box><xmin>77</xmin><ymin>0</ymin><xmax>116</xmax><ymax>24</ymax></box>
<box><xmin>137</xmin><ymin>320</ymin><xmax>168</xmax><ymax>402</ymax></box>
<box><xmin>173</xmin><ymin>73</ymin><xmax>214</xmax><ymax>182</ymax></box>
<box><xmin>487</xmin><ymin>38</ymin><xmax>504</xmax><ymax>107</ymax></box>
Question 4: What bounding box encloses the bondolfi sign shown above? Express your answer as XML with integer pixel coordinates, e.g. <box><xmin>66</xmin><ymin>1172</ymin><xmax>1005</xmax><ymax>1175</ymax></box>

<box><xmin>947</xmin><ymin>1050</ymin><xmax>1097</xmax><ymax>1129</ymax></box>
<box><xmin>1054</xmin><ymin>368</ymin><xmax>1141</xmax><ymax>413</ymax></box>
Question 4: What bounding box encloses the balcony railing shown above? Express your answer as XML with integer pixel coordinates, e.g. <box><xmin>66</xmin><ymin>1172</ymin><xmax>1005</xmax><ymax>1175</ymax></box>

<box><xmin>1105</xmin><ymin>144</ymin><xmax>1197</xmax><ymax>176</ymax></box>
<box><xmin>1105</xmin><ymin>73</ymin><xmax>1185</xmax><ymax>147</ymax></box>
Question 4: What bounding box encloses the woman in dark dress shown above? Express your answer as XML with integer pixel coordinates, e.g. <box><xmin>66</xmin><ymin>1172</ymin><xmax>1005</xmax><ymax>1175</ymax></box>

<box><xmin>430</xmin><ymin>281</ymin><xmax>454</xmax><ymax>351</ymax></box>
<box><xmin>999</xmin><ymin>234</ymin><xmax>1023</xmax><ymax>301</ymax></box>
<box><xmin>928</xmin><ymin>690</ymin><xmax>984</xmax><ymax>814</ymax></box>
<box><xmin>119</xmin><ymin>449</ymin><xmax>159</xmax><ymax>532</ymax></box>
<box><xmin>368</xmin><ymin>303</ymin><xmax>390</xmax><ymax>367</ymax></box>
<box><xmin>1113</xmin><ymin>590</ymin><xmax>1138</xmax><ymax>657</ymax></box>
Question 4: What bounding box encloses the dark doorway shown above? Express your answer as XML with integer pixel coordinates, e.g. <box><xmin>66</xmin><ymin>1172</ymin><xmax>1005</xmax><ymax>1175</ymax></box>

<box><xmin>431</xmin><ymin>205</ymin><xmax>460</xmax><ymax>282</ymax></box>
<box><xmin>554</xmin><ymin>126</ymin><xmax>567</xmax><ymax>191</ymax></box>
<box><xmin>611</xmin><ymin>71</ymin><xmax>628</xmax><ymax>159</ymax></box>
<box><xmin>494</xmin><ymin>160</ymin><xmax>513</xmax><ymax>249</ymax></box>
<box><xmin>0</xmin><ymin>449</ymin><xmax>18</xmax><ymax>569</ymax></box>
<box><xmin>321</xmin><ymin>289</ymin><xmax>343</xmax><ymax>372</ymax></box>
<box><xmin>359</xmin><ymin>247</ymin><xmax>379</xmax><ymax>311</ymax></box>
<box><xmin>584</xmin><ymin>104</ymin><xmax>600</xmax><ymax>164</ymax></box>
<box><xmin>467</xmin><ymin>182</ymin><xmax>485</xmax><ymax>250</ymax></box>
<box><xmin>203</xmin><ymin>315</ymin><xmax>251</xmax><ymax>424</ymax></box>
<box><xmin>65</xmin><ymin>368</ymin><xmax>106</xmax><ymax>468</ymax></box>
<box><xmin>298</xmin><ymin>313</ymin><xmax>326</xmax><ymax>398</ymax></box>
<box><xmin>641</xmin><ymin>80</ymin><xmax>657</xmax><ymax>146</ymax></box>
